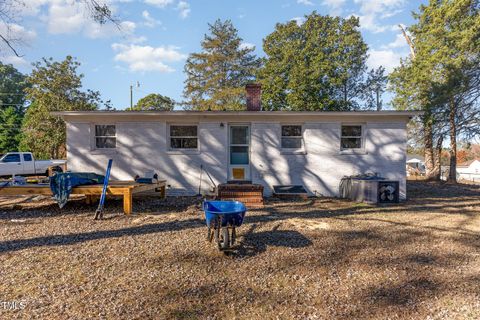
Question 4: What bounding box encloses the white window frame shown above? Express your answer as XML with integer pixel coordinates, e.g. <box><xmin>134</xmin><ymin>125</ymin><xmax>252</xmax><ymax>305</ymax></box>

<box><xmin>340</xmin><ymin>123</ymin><xmax>366</xmax><ymax>153</ymax></box>
<box><xmin>93</xmin><ymin>124</ymin><xmax>117</xmax><ymax>150</ymax></box>
<box><xmin>168</xmin><ymin>124</ymin><xmax>199</xmax><ymax>151</ymax></box>
<box><xmin>280</xmin><ymin>124</ymin><xmax>305</xmax><ymax>154</ymax></box>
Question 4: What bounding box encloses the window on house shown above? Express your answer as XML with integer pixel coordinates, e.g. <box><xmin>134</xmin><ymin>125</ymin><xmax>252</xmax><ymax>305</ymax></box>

<box><xmin>95</xmin><ymin>125</ymin><xmax>116</xmax><ymax>149</ymax></box>
<box><xmin>281</xmin><ymin>125</ymin><xmax>302</xmax><ymax>149</ymax></box>
<box><xmin>341</xmin><ymin>125</ymin><xmax>363</xmax><ymax>149</ymax></box>
<box><xmin>170</xmin><ymin>125</ymin><xmax>198</xmax><ymax>149</ymax></box>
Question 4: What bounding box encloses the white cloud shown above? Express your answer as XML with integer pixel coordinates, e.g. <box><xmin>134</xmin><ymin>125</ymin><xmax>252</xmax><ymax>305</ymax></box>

<box><xmin>177</xmin><ymin>1</ymin><xmax>190</xmax><ymax>19</ymax></box>
<box><xmin>381</xmin><ymin>33</ymin><xmax>407</xmax><ymax>49</ymax></box>
<box><xmin>353</xmin><ymin>0</ymin><xmax>405</xmax><ymax>33</ymax></box>
<box><xmin>11</xmin><ymin>0</ymin><xmax>50</xmax><ymax>16</ymax></box>
<box><xmin>144</xmin><ymin>0</ymin><xmax>174</xmax><ymax>8</ymax></box>
<box><xmin>45</xmin><ymin>0</ymin><xmax>136</xmax><ymax>38</ymax></box>
<box><xmin>297</xmin><ymin>0</ymin><xmax>314</xmax><ymax>5</ymax></box>
<box><xmin>367</xmin><ymin>49</ymin><xmax>404</xmax><ymax>73</ymax></box>
<box><xmin>0</xmin><ymin>55</ymin><xmax>29</xmax><ymax>67</ymax></box>
<box><xmin>322</xmin><ymin>0</ymin><xmax>345</xmax><ymax>15</ymax></box>
<box><xmin>112</xmin><ymin>43</ymin><xmax>187</xmax><ymax>72</ymax></box>
<box><xmin>142</xmin><ymin>10</ymin><xmax>161</xmax><ymax>28</ymax></box>
<box><xmin>353</xmin><ymin>14</ymin><xmax>388</xmax><ymax>33</ymax></box>
<box><xmin>291</xmin><ymin>17</ymin><xmax>306</xmax><ymax>26</ymax></box>
<box><xmin>239</xmin><ymin>42</ymin><xmax>255</xmax><ymax>50</ymax></box>
<box><xmin>0</xmin><ymin>22</ymin><xmax>37</xmax><ymax>42</ymax></box>
<box><xmin>0</xmin><ymin>22</ymin><xmax>36</xmax><ymax>63</ymax></box>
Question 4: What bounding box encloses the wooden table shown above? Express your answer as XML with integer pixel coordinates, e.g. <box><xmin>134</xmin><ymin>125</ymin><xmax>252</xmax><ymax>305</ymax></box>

<box><xmin>0</xmin><ymin>180</ymin><xmax>166</xmax><ymax>215</ymax></box>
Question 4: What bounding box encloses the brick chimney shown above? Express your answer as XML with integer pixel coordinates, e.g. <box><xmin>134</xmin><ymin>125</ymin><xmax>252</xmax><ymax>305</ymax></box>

<box><xmin>246</xmin><ymin>83</ymin><xmax>262</xmax><ymax>111</ymax></box>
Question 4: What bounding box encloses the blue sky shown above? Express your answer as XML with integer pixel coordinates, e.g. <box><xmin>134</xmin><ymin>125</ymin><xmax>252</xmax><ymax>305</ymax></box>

<box><xmin>1</xmin><ymin>0</ymin><xmax>425</xmax><ymax>109</ymax></box>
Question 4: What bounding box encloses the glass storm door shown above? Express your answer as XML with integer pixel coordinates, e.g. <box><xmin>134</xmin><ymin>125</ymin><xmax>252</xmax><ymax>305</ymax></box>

<box><xmin>228</xmin><ymin>125</ymin><xmax>250</xmax><ymax>181</ymax></box>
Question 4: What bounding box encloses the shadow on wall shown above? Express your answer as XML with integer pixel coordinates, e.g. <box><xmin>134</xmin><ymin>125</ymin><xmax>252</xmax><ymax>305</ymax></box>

<box><xmin>68</xmin><ymin>121</ymin><xmax>228</xmax><ymax>195</ymax></box>
<box><xmin>68</xmin><ymin>119</ymin><xmax>407</xmax><ymax>198</ymax></box>
<box><xmin>252</xmin><ymin>121</ymin><xmax>406</xmax><ymax>198</ymax></box>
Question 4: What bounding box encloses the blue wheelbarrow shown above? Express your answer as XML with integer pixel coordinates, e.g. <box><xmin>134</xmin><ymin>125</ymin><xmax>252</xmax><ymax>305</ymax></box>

<box><xmin>203</xmin><ymin>200</ymin><xmax>247</xmax><ymax>250</ymax></box>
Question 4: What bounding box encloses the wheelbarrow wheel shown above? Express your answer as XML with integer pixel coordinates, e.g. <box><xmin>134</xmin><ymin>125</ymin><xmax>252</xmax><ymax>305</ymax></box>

<box><xmin>218</xmin><ymin>227</ymin><xmax>230</xmax><ymax>250</ymax></box>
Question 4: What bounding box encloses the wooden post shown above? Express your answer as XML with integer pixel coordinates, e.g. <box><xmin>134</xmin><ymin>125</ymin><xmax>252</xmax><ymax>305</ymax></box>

<box><xmin>123</xmin><ymin>188</ymin><xmax>133</xmax><ymax>215</ymax></box>
<box><xmin>160</xmin><ymin>185</ymin><xmax>166</xmax><ymax>199</ymax></box>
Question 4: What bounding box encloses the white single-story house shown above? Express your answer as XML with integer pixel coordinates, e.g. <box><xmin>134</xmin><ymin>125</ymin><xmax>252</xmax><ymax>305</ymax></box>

<box><xmin>457</xmin><ymin>159</ymin><xmax>480</xmax><ymax>182</ymax></box>
<box><xmin>53</xmin><ymin>85</ymin><xmax>419</xmax><ymax>200</ymax></box>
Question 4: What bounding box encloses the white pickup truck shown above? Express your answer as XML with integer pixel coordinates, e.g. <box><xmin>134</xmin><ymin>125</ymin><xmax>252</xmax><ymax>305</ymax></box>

<box><xmin>0</xmin><ymin>152</ymin><xmax>66</xmax><ymax>177</ymax></box>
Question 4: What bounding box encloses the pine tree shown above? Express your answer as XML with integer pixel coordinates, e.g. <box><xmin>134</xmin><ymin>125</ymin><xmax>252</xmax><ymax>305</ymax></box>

<box><xmin>183</xmin><ymin>20</ymin><xmax>261</xmax><ymax>110</ymax></box>
<box><xmin>390</xmin><ymin>0</ymin><xmax>480</xmax><ymax>182</ymax></box>
<box><xmin>0</xmin><ymin>106</ymin><xmax>22</xmax><ymax>153</ymax></box>
<box><xmin>363</xmin><ymin>67</ymin><xmax>388</xmax><ymax>110</ymax></box>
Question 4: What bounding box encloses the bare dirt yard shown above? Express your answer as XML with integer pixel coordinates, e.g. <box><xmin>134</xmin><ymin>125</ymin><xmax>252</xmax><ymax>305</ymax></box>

<box><xmin>1</xmin><ymin>181</ymin><xmax>479</xmax><ymax>319</ymax></box>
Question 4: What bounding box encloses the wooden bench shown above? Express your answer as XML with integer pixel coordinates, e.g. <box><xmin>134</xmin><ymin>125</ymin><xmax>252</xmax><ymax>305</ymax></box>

<box><xmin>0</xmin><ymin>180</ymin><xmax>166</xmax><ymax>215</ymax></box>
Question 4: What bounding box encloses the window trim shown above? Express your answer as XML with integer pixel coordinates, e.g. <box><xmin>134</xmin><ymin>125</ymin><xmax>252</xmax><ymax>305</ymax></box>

<box><xmin>167</xmin><ymin>123</ymin><xmax>199</xmax><ymax>152</ymax></box>
<box><xmin>340</xmin><ymin>123</ymin><xmax>367</xmax><ymax>154</ymax></box>
<box><xmin>280</xmin><ymin>124</ymin><xmax>305</xmax><ymax>154</ymax></box>
<box><xmin>92</xmin><ymin>123</ymin><xmax>117</xmax><ymax>151</ymax></box>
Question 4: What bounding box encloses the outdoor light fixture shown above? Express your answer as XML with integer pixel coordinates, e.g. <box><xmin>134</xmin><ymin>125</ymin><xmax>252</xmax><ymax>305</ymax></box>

<box><xmin>220</xmin><ymin>123</ymin><xmax>225</xmax><ymax>128</ymax></box>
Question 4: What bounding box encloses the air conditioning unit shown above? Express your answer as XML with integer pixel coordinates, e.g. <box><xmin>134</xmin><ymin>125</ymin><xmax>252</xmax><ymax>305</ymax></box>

<box><xmin>340</xmin><ymin>175</ymin><xmax>399</xmax><ymax>204</ymax></box>
<box><xmin>350</xmin><ymin>179</ymin><xmax>399</xmax><ymax>204</ymax></box>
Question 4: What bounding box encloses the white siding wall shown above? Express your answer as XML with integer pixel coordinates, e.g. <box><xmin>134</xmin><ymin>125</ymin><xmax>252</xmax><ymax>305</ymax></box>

<box><xmin>66</xmin><ymin>116</ymin><xmax>408</xmax><ymax>199</ymax></box>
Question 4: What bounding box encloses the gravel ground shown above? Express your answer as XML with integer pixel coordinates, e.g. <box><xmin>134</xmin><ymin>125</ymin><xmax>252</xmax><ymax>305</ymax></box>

<box><xmin>0</xmin><ymin>181</ymin><xmax>479</xmax><ymax>319</ymax></box>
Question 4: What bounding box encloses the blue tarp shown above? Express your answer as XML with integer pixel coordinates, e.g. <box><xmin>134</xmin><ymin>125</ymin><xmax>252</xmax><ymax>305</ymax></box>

<box><xmin>50</xmin><ymin>173</ymin><xmax>104</xmax><ymax>208</ymax></box>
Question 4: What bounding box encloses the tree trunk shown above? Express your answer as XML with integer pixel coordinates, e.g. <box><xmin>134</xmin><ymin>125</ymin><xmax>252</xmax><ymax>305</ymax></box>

<box><xmin>448</xmin><ymin>97</ymin><xmax>457</xmax><ymax>183</ymax></box>
<box><xmin>424</xmin><ymin>118</ymin><xmax>436</xmax><ymax>180</ymax></box>
<box><xmin>376</xmin><ymin>89</ymin><xmax>381</xmax><ymax>111</ymax></box>
<box><xmin>433</xmin><ymin>135</ymin><xmax>443</xmax><ymax>180</ymax></box>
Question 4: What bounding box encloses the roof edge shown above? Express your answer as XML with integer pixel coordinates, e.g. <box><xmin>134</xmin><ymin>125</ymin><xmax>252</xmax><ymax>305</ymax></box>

<box><xmin>52</xmin><ymin>110</ymin><xmax>423</xmax><ymax>117</ymax></box>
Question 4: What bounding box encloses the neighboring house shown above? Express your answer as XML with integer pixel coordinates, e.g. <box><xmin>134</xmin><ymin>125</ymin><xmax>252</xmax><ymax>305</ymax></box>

<box><xmin>406</xmin><ymin>154</ymin><xmax>425</xmax><ymax>176</ymax></box>
<box><xmin>457</xmin><ymin>159</ymin><xmax>480</xmax><ymax>182</ymax></box>
<box><xmin>53</xmin><ymin>85</ymin><xmax>419</xmax><ymax>200</ymax></box>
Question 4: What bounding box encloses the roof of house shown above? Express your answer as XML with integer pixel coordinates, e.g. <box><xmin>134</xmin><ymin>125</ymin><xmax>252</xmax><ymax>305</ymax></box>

<box><xmin>52</xmin><ymin>110</ymin><xmax>423</xmax><ymax>117</ymax></box>
<box><xmin>457</xmin><ymin>159</ymin><xmax>480</xmax><ymax>167</ymax></box>
<box><xmin>407</xmin><ymin>154</ymin><xmax>424</xmax><ymax>162</ymax></box>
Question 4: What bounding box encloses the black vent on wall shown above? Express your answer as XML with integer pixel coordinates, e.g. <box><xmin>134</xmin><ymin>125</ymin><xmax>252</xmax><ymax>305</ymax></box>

<box><xmin>377</xmin><ymin>181</ymin><xmax>399</xmax><ymax>203</ymax></box>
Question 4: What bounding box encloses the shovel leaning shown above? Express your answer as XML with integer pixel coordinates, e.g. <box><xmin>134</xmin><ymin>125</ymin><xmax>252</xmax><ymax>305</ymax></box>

<box><xmin>94</xmin><ymin>159</ymin><xmax>113</xmax><ymax>220</ymax></box>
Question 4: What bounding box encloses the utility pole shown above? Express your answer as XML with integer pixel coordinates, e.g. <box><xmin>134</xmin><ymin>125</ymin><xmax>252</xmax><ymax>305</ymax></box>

<box><xmin>130</xmin><ymin>85</ymin><xmax>133</xmax><ymax>109</ymax></box>
<box><xmin>129</xmin><ymin>81</ymin><xmax>140</xmax><ymax>109</ymax></box>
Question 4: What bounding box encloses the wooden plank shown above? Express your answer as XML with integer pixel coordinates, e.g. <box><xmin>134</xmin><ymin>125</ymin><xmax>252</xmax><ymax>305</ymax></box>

<box><xmin>131</xmin><ymin>181</ymin><xmax>166</xmax><ymax>194</ymax></box>
<box><xmin>0</xmin><ymin>186</ymin><xmax>53</xmax><ymax>195</ymax></box>
<box><xmin>123</xmin><ymin>189</ymin><xmax>133</xmax><ymax>215</ymax></box>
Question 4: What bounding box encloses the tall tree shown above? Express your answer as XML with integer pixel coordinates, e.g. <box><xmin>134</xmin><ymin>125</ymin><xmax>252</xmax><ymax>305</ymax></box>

<box><xmin>20</xmin><ymin>56</ymin><xmax>101</xmax><ymax>159</ymax></box>
<box><xmin>0</xmin><ymin>62</ymin><xmax>28</xmax><ymax>152</ymax></box>
<box><xmin>259</xmin><ymin>13</ymin><xmax>369</xmax><ymax>111</ymax></box>
<box><xmin>183</xmin><ymin>19</ymin><xmax>261</xmax><ymax>110</ymax></box>
<box><xmin>391</xmin><ymin>0</ymin><xmax>480</xmax><ymax>182</ymax></box>
<box><xmin>0</xmin><ymin>106</ymin><xmax>22</xmax><ymax>153</ymax></box>
<box><xmin>128</xmin><ymin>93</ymin><xmax>175</xmax><ymax>111</ymax></box>
<box><xmin>0</xmin><ymin>62</ymin><xmax>28</xmax><ymax>111</ymax></box>
<box><xmin>362</xmin><ymin>67</ymin><xmax>388</xmax><ymax>110</ymax></box>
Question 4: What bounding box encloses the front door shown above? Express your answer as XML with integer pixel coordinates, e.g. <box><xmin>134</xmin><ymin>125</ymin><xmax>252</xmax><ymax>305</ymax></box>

<box><xmin>228</xmin><ymin>125</ymin><xmax>250</xmax><ymax>181</ymax></box>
